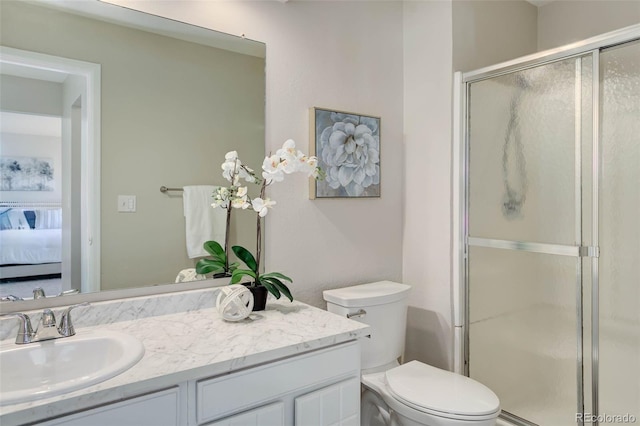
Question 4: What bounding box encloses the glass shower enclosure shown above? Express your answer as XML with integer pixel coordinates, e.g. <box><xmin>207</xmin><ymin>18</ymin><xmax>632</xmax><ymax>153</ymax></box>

<box><xmin>457</xmin><ymin>27</ymin><xmax>639</xmax><ymax>426</ymax></box>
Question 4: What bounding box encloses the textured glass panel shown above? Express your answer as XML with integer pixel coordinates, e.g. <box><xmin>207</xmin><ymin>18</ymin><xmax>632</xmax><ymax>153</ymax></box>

<box><xmin>469</xmin><ymin>247</ymin><xmax>579</xmax><ymax>424</ymax></box>
<box><xmin>599</xmin><ymin>40</ymin><xmax>640</xmax><ymax>419</ymax></box>
<box><xmin>468</xmin><ymin>57</ymin><xmax>592</xmax><ymax>245</ymax></box>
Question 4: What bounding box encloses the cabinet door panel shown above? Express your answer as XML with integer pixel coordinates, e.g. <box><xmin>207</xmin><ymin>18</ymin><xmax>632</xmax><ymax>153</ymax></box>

<box><xmin>206</xmin><ymin>402</ymin><xmax>284</xmax><ymax>426</ymax></box>
<box><xmin>40</xmin><ymin>388</ymin><xmax>181</xmax><ymax>426</ymax></box>
<box><xmin>295</xmin><ymin>377</ymin><xmax>360</xmax><ymax>426</ymax></box>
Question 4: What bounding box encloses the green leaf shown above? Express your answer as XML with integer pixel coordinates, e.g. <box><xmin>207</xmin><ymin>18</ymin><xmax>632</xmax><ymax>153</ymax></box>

<box><xmin>260</xmin><ymin>280</ymin><xmax>280</xmax><ymax>299</ymax></box>
<box><xmin>261</xmin><ymin>272</ymin><xmax>293</xmax><ymax>283</ymax></box>
<box><xmin>228</xmin><ymin>262</ymin><xmax>240</xmax><ymax>272</ymax></box>
<box><xmin>196</xmin><ymin>259</ymin><xmax>225</xmax><ymax>275</ymax></box>
<box><xmin>232</xmin><ymin>246</ymin><xmax>258</xmax><ymax>273</ymax></box>
<box><xmin>203</xmin><ymin>241</ymin><xmax>225</xmax><ymax>259</ymax></box>
<box><xmin>231</xmin><ymin>268</ymin><xmax>256</xmax><ymax>284</ymax></box>
<box><xmin>263</xmin><ymin>277</ymin><xmax>293</xmax><ymax>302</ymax></box>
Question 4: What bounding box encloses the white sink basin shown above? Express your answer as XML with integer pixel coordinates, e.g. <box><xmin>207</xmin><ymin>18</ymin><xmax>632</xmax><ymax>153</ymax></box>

<box><xmin>0</xmin><ymin>330</ymin><xmax>144</xmax><ymax>405</ymax></box>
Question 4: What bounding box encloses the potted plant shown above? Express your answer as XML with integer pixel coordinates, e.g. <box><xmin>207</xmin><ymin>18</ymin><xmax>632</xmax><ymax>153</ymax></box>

<box><xmin>195</xmin><ymin>240</ymin><xmax>238</xmax><ymax>278</ymax></box>
<box><xmin>228</xmin><ymin>139</ymin><xmax>324</xmax><ymax>310</ymax></box>
<box><xmin>195</xmin><ymin>151</ymin><xmax>258</xmax><ymax>278</ymax></box>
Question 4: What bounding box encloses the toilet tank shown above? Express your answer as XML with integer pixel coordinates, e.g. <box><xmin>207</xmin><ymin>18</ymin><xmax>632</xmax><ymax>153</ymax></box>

<box><xmin>323</xmin><ymin>281</ymin><xmax>411</xmax><ymax>371</ymax></box>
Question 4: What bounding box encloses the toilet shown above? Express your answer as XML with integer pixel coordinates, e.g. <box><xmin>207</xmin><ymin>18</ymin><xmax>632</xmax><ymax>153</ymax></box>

<box><xmin>323</xmin><ymin>281</ymin><xmax>500</xmax><ymax>426</ymax></box>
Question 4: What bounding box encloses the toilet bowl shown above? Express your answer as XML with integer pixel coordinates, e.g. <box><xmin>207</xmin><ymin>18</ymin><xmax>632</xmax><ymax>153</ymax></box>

<box><xmin>362</xmin><ymin>362</ymin><xmax>500</xmax><ymax>426</ymax></box>
<box><xmin>323</xmin><ymin>281</ymin><xmax>500</xmax><ymax>426</ymax></box>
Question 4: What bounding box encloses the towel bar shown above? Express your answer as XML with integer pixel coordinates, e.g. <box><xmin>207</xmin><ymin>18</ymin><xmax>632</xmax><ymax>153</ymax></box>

<box><xmin>160</xmin><ymin>186</ymin><xmax>183</xmax><ymax>193</ymax></box>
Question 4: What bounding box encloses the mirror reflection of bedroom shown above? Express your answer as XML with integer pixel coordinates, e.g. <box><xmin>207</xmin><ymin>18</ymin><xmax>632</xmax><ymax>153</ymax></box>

<box><xmin>0</xmin><ymin>68</ymin><xmax>81</xmax><ymax>300</ymax></box>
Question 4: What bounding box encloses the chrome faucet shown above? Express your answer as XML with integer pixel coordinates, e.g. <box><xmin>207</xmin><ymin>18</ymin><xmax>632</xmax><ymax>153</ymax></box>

<box><xmin>1</xmin><ymin>302</ymin><xmax>90</xmax><ymax>344</ymax></box>
<box><xmin>32</xmin><ymin>287</ymin><xmax>46</xmax><ymax>299</ymax></box>
<box><xmin>0</xmin><ymin>295</ymin><xmax>23</xmax><ymax>302</ymax></box>
<box><xmin>57</xmin><ymin>303</ymin><xmax>88</xmax><ymax>337</ymax></box>
<box><xmin>34</xmin><ymin>288</ymin><xmax>80</xmax><ymax>299</ymax></box>
<box><xmin>1</xmin><ymin>288</ymin><xmax>79</xmax><ymax>302</ymax></box>
<box><xmin>34</xmin><ymin>309</ymin><xmax>60</xmax><ymax>341</ymax></box>
<box><xmin>1</xmin><ymin>313</ymin><xmax>35</xmax><ymax>344</ymax></box>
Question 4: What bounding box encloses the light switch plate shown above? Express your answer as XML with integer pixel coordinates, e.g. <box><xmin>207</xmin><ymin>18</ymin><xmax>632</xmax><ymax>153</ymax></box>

<box><xmin>117</xmin><ymin>195</ymin><xmax>136</xmax><ymax>212</ymax></box>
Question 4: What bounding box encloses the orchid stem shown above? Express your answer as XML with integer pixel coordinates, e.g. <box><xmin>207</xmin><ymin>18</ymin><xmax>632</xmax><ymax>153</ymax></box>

<box><xmin>255</xmin><ymin>179</ymin><xmax>267</xmax><ymax>280</ymax></box>
<box><xmin>225</xmin><ymin>204</ymin><xmax>232</xmax><ymax>272</ymax></box>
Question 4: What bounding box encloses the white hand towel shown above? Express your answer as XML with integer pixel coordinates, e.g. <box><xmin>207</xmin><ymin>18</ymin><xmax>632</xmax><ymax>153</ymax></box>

<box><xmin>183</xmin><ymin>185</ymin><xmax>226</xmax><ymax>259</ymax></box>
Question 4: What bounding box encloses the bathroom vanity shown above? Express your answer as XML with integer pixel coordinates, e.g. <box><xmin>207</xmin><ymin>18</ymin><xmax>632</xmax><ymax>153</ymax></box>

<box><xmin>0</xmin><ymin>289</ymin><xmax>369</xmax><ymax>425</ymax></box>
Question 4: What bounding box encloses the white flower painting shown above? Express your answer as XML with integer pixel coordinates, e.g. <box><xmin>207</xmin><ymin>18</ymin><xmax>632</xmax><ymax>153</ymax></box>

<box><xmin>311</xmin><ymin>108</ymin><xmax>380</xmax><ymax>198</ymax></box>
<box><xmin>0</xmin><ymin>156</ymin><xmax>54</xmax><ymax>191</ymax></box>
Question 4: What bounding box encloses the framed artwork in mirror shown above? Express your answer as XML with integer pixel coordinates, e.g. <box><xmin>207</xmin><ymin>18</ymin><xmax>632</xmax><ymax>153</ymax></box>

<box><xmin>309</xmin><ymin>107</ymin><xmax>381</xmax><ymax>199</ymax></box>
<box><xmin>0</xmin><ymin>156</ymin><xmax>55</xmax><ymax>191</ymax></box>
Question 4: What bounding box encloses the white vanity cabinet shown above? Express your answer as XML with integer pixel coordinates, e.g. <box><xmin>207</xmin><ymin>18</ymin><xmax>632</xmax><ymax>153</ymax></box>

<box><xmin>34</xmin><ymin>341</ymin><xmax>361</xmax><ymax>426</ymax></box>
<box><xmin>194</xmin><ymin>340</ymin><xmax>360</xmax><ymax>425</ymax></box>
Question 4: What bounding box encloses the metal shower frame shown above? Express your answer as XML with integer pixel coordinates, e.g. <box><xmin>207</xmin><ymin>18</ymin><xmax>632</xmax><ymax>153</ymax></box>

<box><xmin>453</xmin><ymin>24</ymin><xmax>640</xmax><ymax>426</ymax></box>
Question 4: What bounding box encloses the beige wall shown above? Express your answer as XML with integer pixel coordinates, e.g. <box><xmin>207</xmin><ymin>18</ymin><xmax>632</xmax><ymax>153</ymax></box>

<box><xmin>538</xmin><ymin>0</ymin><xmax>640</xmax><ymax>51</ymax></box>
<box><xmin>105</xmin><ymin>0</ymin><xmax>405</xmax><ymax>307</ymax></box>
<box><xmin>1</xmin><ymin>1</ymin><xmax>265</xmax><ymax>290</ymax></box>
<box><xmin>0</xmin><ymin>75</ymin><xmax>63</xmax><ymax>117</ymax></box>
<box><xmin>453</xmin><ymin>0</ymin><xmax>538</xmax><ymax>72</ymax></box>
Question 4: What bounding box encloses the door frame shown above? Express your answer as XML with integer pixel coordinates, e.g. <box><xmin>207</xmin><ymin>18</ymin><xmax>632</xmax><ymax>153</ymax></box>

<box><xmin>0</xmin><ymin>46</ymin><xmax>101</xmax><ymax>294</ymax></box>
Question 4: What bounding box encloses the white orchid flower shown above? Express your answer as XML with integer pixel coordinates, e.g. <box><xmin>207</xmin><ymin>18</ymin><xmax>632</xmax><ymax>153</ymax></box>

<box><xmin>273</xmin><ymin>139</ymin><xmax>305</xmax><ymax>175</ymax></box>
<box><xmin>221</xmin><ymin>159</ymin><xmax>239</xmax><ymax>184</ymax></box>
<box><xmin>238</xmin><ymin>166</ymin><xmax>255</xmax><ymax>183</ymax></box>
<box><xmin>275</xmin><ymin>139</ymin><xmax>297</xmax><ymax>158</ymax></box>
<box><xmin>278</xmin><ymin>157</ymin><xmax>298</xmax><ymax>174</ymax></box>
<box><xmin>231</xmin><ymin>196</ymin><xmax>250</xmax><ymax>209</ymax></box>
<box><xmin>229</xmin><ymin>186</ymin><xmax>250</xmax><ymax>209</ymax></box>
<box><xmin>221</xmin><ymin>152</ymin><xmax>257</xmax><ymax>185</ymax></box>
<box><xmin>211</xmin><ymin>187</ymin><xmax>230</xmax><ymax>208</ymax></box>
<box><xmin>262</xmin><ymin>154</ymin><xmax>285</xmax><ymax>183</ymax></box>
<box><xmin>251</xmin><ymin>197</ymin><xmax>276</xmax><ymax>217</ymax></box>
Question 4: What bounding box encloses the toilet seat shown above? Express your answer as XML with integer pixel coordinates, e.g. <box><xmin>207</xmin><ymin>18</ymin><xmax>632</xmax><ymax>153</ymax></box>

<box><xmin>384</xmin><ymin>361</ymin><xmax>500</xmax><ymax>421</ymax></box>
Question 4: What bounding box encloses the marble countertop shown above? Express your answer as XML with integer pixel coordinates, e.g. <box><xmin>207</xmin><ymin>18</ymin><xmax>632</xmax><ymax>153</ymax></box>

<box><xmin>0</xmin><ymin>292</ymin><xmax>369</xmax><ymax>425</ymax></box>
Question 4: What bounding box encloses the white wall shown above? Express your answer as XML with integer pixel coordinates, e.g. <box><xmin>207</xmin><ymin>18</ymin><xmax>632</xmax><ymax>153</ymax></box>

<box><xmin>402</xmin><ymin>0</ymin><xmax>454</xmax><ymax>371</ymax></box>
<box><xmin>538</xmin><ymin>0</ymin><xmax>640</xmax><ymax>51</ymax></box>
<box><xmin>107</xmin><ymin>0</ymin><xmax>406</xmax><ymax>308</ymax></box>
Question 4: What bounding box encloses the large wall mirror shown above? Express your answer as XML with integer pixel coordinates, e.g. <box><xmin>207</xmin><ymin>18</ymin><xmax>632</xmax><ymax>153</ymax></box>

<box><xmin>0</xmin><ymin>0</ymin><xmax>266</xmax><ymax>306</ymax></box>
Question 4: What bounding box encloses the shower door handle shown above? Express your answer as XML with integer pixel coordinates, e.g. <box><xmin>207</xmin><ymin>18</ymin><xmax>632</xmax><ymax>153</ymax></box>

<box><xmin>579</xmin><ymin>246</ymin><xmax>600</xmax><ymax>258</ymax></box>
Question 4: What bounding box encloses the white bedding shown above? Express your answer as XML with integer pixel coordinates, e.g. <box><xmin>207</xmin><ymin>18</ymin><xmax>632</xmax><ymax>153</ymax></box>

<box><xmin>0</xmin><ymin>229</ymin><xmax>62</xmax><ymax>265</ymax></box>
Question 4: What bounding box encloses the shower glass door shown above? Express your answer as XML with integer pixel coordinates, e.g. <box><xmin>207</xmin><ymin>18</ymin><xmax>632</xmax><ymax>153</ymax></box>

<box><xmin>599</xmin><ymin>40</ymin><xmax>640</xmax><ymax>421</ymax></box>
<box><xmin>466</xmin><ymin>54</ymin><xmax>594</xmax><ymax>425</ymax></box>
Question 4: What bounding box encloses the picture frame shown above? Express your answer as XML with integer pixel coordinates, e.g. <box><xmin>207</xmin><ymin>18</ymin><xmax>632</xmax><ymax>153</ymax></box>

<box><xmin>0</xmin><ymin>156</ymin><xmax>55</xmax><ymax>191</ymax></box>
<box><xmin>309</xmin><ymin>107</ymin><xmax>381</xmax><ymax>199</ymax></box>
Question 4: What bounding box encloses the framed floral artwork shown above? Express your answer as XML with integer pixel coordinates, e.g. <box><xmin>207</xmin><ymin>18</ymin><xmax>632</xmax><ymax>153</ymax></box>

<box><xmin>309</xmin><ymin>107</ymin><xmax>380</xmax><ymax>199</ymax></box>
<box><xmin>0</xmin><ymin>156</ymin><xmax>54</xmax><ymax>191</ymax></box>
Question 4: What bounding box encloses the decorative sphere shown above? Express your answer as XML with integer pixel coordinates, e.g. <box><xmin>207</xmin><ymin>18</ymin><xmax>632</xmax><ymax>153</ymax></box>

<box><xmin>216</xmin><ymin>285</ymin><xmax>254</xmax><ymax>321</ymax></box>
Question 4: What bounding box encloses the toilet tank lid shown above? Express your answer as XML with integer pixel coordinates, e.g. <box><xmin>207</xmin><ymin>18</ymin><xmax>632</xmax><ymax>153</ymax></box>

<box><xmin>323</xmin><ymin>281</ymin><xmax>411</xmax><ymax>308</ymax></box>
